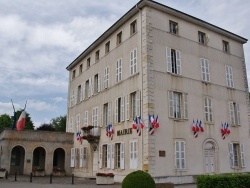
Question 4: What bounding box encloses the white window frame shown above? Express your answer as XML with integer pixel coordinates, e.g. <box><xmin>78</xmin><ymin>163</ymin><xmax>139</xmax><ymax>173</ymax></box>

<box><xmin>76</xmin><ymin>114</ymin><xmax>80</xmax><ymax>132</ymax></box>
<box><xmin>175</xmin><ymin>140</ymin><xmax>186</xmax><ymax>170</ymax></box>
<box><xmin>204</xmin><ymin>97</ymin><xmax>213</xmax><ymax>122</ymax></box>
<box><xmin>229</xmin><ymin>143</ymin><xmax>245</xmax><ymax>168</ymax></box>
<box><xmin>225</xmin><ymin>66</ymin><xmax>234</xmax><ymax>88</ymax></box>
<box><xmin>84</xmin><ymin>111</ymin><xmax>88</xmax><ymax>126</ymax></box>
<box><xmin>229</xmin><ymin>101</ymin><xmax>241</xmax><ymax>125</ymax></box>
<box><xmin>200</xmin><ymin>58</ymin><xmax>210</xmax><ymax>82</ymax></box>
<box><xmin>169</xmin><ymin>91</ymin><xmax>188</xmax><ymax>119</ymax></box>
<box><xmin>166</xmin><ymin>47</ymin><xmax>181</xmax><ymax>75</ymax></box>
<box><xmin>130</xmin><ymin>140</ymin><xmax>138</xmax><ymax>169</ymax></box>
<box><xmin>116</xmin><ymin>58</ymin><xmax>122</xmax><ymax>82</ymax></box>
<box><xmin>130</xmin><ymin>49</ymin><xmax>137</xmax><ymax>75</ymax></box>
<box><xmin>92</xmin><ymin>107</ymin><xmax>98</xmax><ymax>127</ymax></box>
<box><xmin>71</xmin><ymin>148</ymin><xmax>76</xmax><ymax>167</ymax></box>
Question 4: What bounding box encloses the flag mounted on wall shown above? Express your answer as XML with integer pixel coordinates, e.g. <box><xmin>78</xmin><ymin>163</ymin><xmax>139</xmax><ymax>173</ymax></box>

<box><xmin>191</xmin><ymin>119</ymin><xmax>204</xmax><ymax>138</ymax></box>
<box><xmin>106</xmin><ymin>124</ymin><xmax>114</xmax><ymax>140</ymax></box>
<box><xmin>148</xmin><ymin>115</ymin><xmax>160</xmax><ymax>135</ymax></box>
<box><xmin>132</xmin><ymin>116</ymin><xmax>144</xmax><ymax>136</ymax></box>
<box><xmin>221</xmin><ymin>122</ymin><xmax>230</xmax><ymax>139</ymax></box>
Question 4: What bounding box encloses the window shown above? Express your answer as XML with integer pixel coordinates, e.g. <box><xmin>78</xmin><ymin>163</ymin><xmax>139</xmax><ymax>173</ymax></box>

<box><xmin>168</xmin><ymin>91</ymin><xmax>188</xmax><ymax>119</ymax></box>
<box><xmin>70</xmin><ymin>89</ymin><xmax>75</xmax><ymax>107</ymax></box>
<box><xmin>204</xmin><ymin>97</ymin><xmax>213</xmax><ymax>122</ymax></box>
<box><xmin>198</xmin><ymin>31</ymin><xmax>206</xmax><ymax>44</ymax></box>
<box><xmin>116</xmin><ymin>58</ymin><xmax>122</xmax><ymax>82</ymax></box>
<box><xmin>225</xmin><ymin>66</ymin><xmax>234</xmax><ymax>88</ymax></box>
<box><xmin>95</xmin><ymin>50</ymin><xmax>100</xmax><ymax>62</ymax></box>
<box><xmin>84</xmin><ymin>111</ymin><xmax>88</xmax><ymax>126</ymax></box>
<box><xmin>68</xmin><ymin>117</ymin><xmax>73</xmax><ymax>132</ymax></box>
<box><xmin>87</xmin><ymin>57</ymin><xmax>91</xmax><ymax>68</ymax></box>
<box><xmin>175</xmin><ymin>141</ymin><xmax>186</xmax><ymax>169</ymax></box>
<box><xmin>115</xmin><ymin>143</ymin><xmax>121</xmax><ymax>168</ymax></box>
<box><xmin>130</xmin><ymin>140</ymin><xmax>137</xmax><ymax>169</ymax></box>
<box><xmin>130</xmin><ymin>20</ymin><xmax>137</xmax><ymax>35</ymax></box>
<box><xmin>130</xmin><ymin>49</ymin><xmax>137</xmax><ymax>75</ymax></box>
<box><xmin>77</xmin><ymin>85</ymin><xmax>81</xmax><ymax>103</ymax></box>
<box><xmin>169</xmin><ymin>20</ymin><xmax>178</xmax><ymax>34</ymax></box>
<box><xmin>103</xmin><ymin>66</ymin><xmax>110</xmax><ymax>89</ymax></box>
<box><xmin>92</xmin><ymin>107</ymin><xmax>98</xmax><ymax>127</ymax></box>
<box><xmin>115</xmin><ymin>97</ymin><xmax>124</xmax><ymax>123</ymax></box>
<box><xmin>94</xmin><ymin>73</ymin><xmax>100</xmax><ymax>94</ymax></box>
<box><xmin>70</xmin><ymin>148</ymin><xmax>76</xmax><ymax>167</ymax></box>
<box><xmin>72</xmin><ymin>70</ymin><xmax>76</xmax><ymax>80</ymax></box>
<box><xmin>229</xmin><ymin>101</ymin><xmax>240</xmax><ymax>125</ymax></box>
<box><xmin>80</xmin><ymin>147</ymin><xmax>88</xmax><ymax>168</ymax></box>
<box><xmin>229</xmin><ymin>143</ymin><xmax>245</xmax><ymax>168</ymax></box>
<box><xmin>99</xmin><ymin>144</ymin><xmax>110</xmax><ymax>169</ymax></box>
<box><xmin>223</xmin><ymin>40</ymin><xmax>230</xmax><ymax>53</ymax></box>
<box><xmin>166</xmin><ymin>47</ymin><xmax>181</xmax><ymax>75</ymax></box>
<box><xmin>117</xmin><ymin>31</ymin><xmax>122</xmax><ymax>45</ymax></box>
<box><xmin>103</xmin><ymin>102</ymin><xmax>111</xmax><ymax>126</ymax></box>
<box><xmin>76</xmin><ymin>114</ymin><xmax>80</xmax><ymax>133</ymax></box>
<box><xmin>79</xmin><ymin>64</ymin><xmax>83</xmax><ymax>74</ymax></box>
<box><xmin>85</xmin><ymin>80</ymin><xmax>90</xmax><ymax>98</ymax></box>
<box><xmin>105</xmin><ymin>41</ymin><xmax>110</xmax><ymax>54</ymax></box>
<box><xmin>200</xmin><ymin>58</ymin><xmax>210</xmax><ymax>82</ymax></box>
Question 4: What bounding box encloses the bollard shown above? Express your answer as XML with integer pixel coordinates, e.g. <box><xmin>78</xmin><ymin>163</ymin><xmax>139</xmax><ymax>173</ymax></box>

<box><xmin>50</xmin><ymin>173</ymin><xmax>52</xmax><ymax>184</ymax></box>
<box><xmin>30</xmin><ymin>172</ymin><xmax>32</xmax><ymax>183</ymax></box>
<box><xmin>14</xmin><ymin>172</ymin><xmax>17</xmax><ymax>181</ymax></box>
<box><xmin>6</xmin><ymin>171</ymin><xmax>8</xmax><ymax>180</ymax></box>
<box><xmin>72</xmin><ymin>174</ymin><xmax>74</xmax><ymax>184</ymax></box>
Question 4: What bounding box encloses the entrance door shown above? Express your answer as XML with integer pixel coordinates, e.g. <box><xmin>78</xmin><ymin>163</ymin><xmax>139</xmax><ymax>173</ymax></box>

<box><xmin>205</xmin><ymin>148</ymin><xmax>215</xmax><ymax>173</ymax></box>
<box><xmin>93</xmin><ymin>151</ymin><xmax>98</xmax><ymax>176</ymax></box>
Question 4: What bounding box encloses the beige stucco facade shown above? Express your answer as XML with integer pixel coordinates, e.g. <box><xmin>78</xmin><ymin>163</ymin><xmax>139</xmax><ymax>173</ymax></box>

<box><xmin>0</xmin><ymin>130</ymin><xmax>73</xmax><ymax>176</ymax></box>
<box><xmin>66</xmin><ymin>0</ymin><xmax>249</xmax><ymax>184</ymax></box>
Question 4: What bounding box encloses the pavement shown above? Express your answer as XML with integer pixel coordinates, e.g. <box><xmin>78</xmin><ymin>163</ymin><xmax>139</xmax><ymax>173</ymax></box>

<box><xmin>0</xmin><ymin>175</ymin><xmax>196</xmax><ymax>188</ymax></box>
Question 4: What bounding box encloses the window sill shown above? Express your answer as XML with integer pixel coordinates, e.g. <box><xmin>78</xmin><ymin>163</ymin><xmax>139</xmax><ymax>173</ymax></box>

<box><xmin>171</xmin><ymin>118</ymin><xmax>188</xmax><ymax>122</ymax></box>
<box><xmin>201</xmin><ymin>81</ymin><xmax>211</xmax><ymax>85</ymax></box>
<box><xmin>174</xmin><ymin>169</ymin><xmax>187</xmax><ymax>172</ymax></box>
<box><xmin>168</xmin><ymin>31</ymin><xmax>179</xmax><ymax>36</ymax></box>
<box><xmin>226</xmin><ymin>86</ymin><xmax>235</xmax><ymax>90</ymax></box>
<box><xmin>130</xmin><ymin>31</ymin><xmax>138</xmax><ymax>38</ymax></box>
<box><xmin>167</xmin><ymin>72</ymin><xmax>182</xmax><ymax>77</ymax></box>
<box><xmin>204</xmin><ymin>121</ymin><xmax>214</xmax><ymax>125</ymax></box>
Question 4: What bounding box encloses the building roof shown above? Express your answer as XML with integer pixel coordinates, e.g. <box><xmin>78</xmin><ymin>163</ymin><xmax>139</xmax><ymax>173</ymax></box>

<box><xmin>66</xmin><ymin>0</ymin><xmax>248</xmax><ymax>70</ymax></box>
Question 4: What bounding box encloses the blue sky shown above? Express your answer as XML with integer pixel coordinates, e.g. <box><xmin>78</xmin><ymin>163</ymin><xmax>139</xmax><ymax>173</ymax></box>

<box><xmin>0</xmin><ymin>0</ymin><xmax>249</xmax><ymax>128</ymax></box>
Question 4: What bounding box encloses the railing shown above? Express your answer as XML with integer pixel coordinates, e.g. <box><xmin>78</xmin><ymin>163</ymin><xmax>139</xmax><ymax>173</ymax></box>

<box><xmin>81</xmin><ymin>126</ymin><xmax>101</xmax><ymax>144</ymax></box>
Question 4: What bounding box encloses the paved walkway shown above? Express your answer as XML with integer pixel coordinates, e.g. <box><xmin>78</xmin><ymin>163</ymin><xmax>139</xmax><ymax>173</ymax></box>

<box><xmin>0</xmin><ymin>175</ymin><xmax>196</xmax><ymax>188</ymax></box>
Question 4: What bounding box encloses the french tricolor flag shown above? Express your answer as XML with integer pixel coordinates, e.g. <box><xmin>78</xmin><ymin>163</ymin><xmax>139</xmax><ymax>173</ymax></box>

<box><xmin>16</xmin><ymin>111</ymin><xmax>26</xmax><ymax>131</ymax></box>
<box><xmin>139</xmin><ymin>116</ymin><xmax>144</xmax><ymax>129</ymax></box>
<box><xmin>132</xmin><ymin>118</ymin><xmax>137</xmax><ymax>129</ymax></box>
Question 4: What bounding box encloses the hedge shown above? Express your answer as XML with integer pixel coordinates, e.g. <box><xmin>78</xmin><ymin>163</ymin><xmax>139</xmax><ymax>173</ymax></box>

<box><xmin>197</xmin><ymin>174</ymin><xmax>250</xmax><ymax>188</ymax></box>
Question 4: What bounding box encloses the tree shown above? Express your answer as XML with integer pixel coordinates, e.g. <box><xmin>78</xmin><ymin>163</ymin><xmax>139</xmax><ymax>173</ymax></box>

<box><xmin>12</xmin><ymin>109</ymin><xmax>35</xmax><ymax>130</ymax></box>
<box><xmin>51</xmin><ymin>115</ymin><xmax>66</xmax><ymax>132</ymax></box>
<box><xmin>37</xmin><ymin>123</ymin><xmax>55</xmax><ymax>131</ymax></box>
<box><xmin>0</xmin><ymin>114</ymin><xmax>12</xmax><ymax>132</ymax></box>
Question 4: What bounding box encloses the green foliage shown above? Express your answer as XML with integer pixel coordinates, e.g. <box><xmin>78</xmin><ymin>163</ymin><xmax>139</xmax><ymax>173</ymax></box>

<box><xmin>0</xmin><ymin>114</ymin><xmax>12</xmax><ymax>132</ymax></box>
<box><xmin>37</xmin><ymin>123</ymin><xmax>55</xmax><ymax>131</ymax></box>
<box><xmin>122</xmin><ymin>170</ymin><xmax>156</xmax><ymax>188</ymax></box>
<box><xmin>13</xmin><ymin>109</ymin><xmax>34</xmax><ymax>130</ymax></box>
<box><xmin>50</xmin><ymin>115</ymin><xmax>66</xmax><ymax>132</ymax></box>
<box><xmin>197</xmin><ymin>174</ymin><xmax>250</xmax><ymax>188</ymax></box>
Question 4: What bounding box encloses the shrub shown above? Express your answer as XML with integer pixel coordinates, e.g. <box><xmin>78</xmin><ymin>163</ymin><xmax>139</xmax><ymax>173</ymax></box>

<box><xmin>197</xmin><ymin>174</ymin><xmax>250</xmax><ymax>188</ymax></box>
<box><xmin>122</xmin><ymin>170</ymin><xmax>155</xmax><ymax>188</ymax></box>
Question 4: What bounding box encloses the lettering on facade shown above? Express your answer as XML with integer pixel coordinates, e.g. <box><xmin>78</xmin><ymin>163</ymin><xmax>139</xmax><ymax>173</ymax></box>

<box><xmin>117</xmin><ymin>128</ymin><xmax>133</xmax><ymax>136</ymax></box>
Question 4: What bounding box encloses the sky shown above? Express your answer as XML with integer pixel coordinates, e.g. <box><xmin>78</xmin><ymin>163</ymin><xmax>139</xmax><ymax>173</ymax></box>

<box><xmin>0</xmin><ymin>0</ymin><xmax>249</xmax><ymax>128</ymax></box>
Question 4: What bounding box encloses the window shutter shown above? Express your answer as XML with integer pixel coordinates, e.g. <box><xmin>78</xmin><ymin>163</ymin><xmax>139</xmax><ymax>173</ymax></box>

<box><xmin>121</xmin><ymin>142</ymin><xmax>125</xmax><ymax>169</ymax></box>
<box><xmin>82</xmin><ymin>82</ymin><xmax>85</xmax><ymax>101</ymax></box>
<box><xmin>71</xmin><ymin>148</ymin><xmax>75</xmax><ymax>167</ymax></box>
<box><xmin>88</xmin><ymin>78</ymin><xmax>91</xmax><ymax>98</ymax></box>
<box><xmin>228</xmin><ymin>143</ymin><xmax>234</xmax><ymax>168</ymax></box>
<box><xmin>115</xmin><ymin>98</ymin><xmax>118</xmax><ymax>123</ymax></box>
<box><xmin>201</xmin><ymin>58</ymin><xmax>205</xmax><ymax>81</ymax></box>
<box><xmin>229</xmin><ymin>67</ymin><xmax>234</xmax><ymax>88</ymax></box>
<box><xmin>91</xmin><ymin>76</ymin><xmax>94</xmax><ymax>96</ymax></box>
<box><xmin>181</xmin><ymin>141</ymin><xmax>186</xmax><ymax>169</ymax></box>
<box><xmin>176</xmin><ymin>50</ymin><xmax>181</xmax><ymax>74</ymax></box>
<box><xmin>116</xmin><ymin>60</ymin><xmax>119</xmax><ymax>82</ymax></box>
<box><xmin>99</xmin><ymin>105</ymin><xmax>103</xmax><ymax>127</ymax></box>
<box><xmin>126</xmin><ymin>94</ymin><xmax>130</xmax><ymax>120</ymax></box>
<box><xmin>130</xmin><ymin>141</ymin><xmax>133</xmax><ymax>169</ymax></box>
<box><xmin>99</xmin><ymin>145</ymin><xmax>102</xmax><ymax>168</ymax></box>
<box><xmin>108</xmin><ymin>102</ymin><xmax>112</xmax><ymax>124</ymax></box>
<box><xmin>96</xmin><ymin>107</ymin><xmax>99</xmax><ymax>127</ymax></box>
<box><xmin>136</xmin><ymin>90</ymin><xmax>141</xmax><ymax>117</ymax></box>
<box><xmin>83</xmin><ymin>147</ymin><xmax>88</xmax><ymax>168</ymax></box>
<box><xmin>120</xmin><ymin>59</ymin><xmax>122</xmax><ymax>81</ymax></box>
<box><xmin>111</xmin><ymin>144</ymin><xmax>115</xmax><ymax>169</ymax></box>
<box><xmin>103</xmin><ymin>68</ymin><xmax>107</xmax><ymax>89</ymax></box>
<box><xmin>229</xmin><ymin>102</ymin><xmax>235</xmax><ymax>124</ymax></box>
<box><xmin>107</xmin><ymin>144</ymin><xmax>111</xmax><ymax>169</ymax></box>
<box><xmin>166</xmin><ymin>47</ymin><xmax>171</xmax><ymax>72</ymax></box>
<box><xmin>80</xmin><ymin>148</ymin><xmax>83</xmax><ymax>167</ymax></box>
<box><xmin>121</xmin><ymin>96</ymin><xmax>125</xmax><ymax>121</ymax></box>
<box><xmin>98</xmin><ymin>72</ymin><xmax>101</xmax><ymax>92</ymax></box>
<box><xmin>174</xmin><ymin>141</ymin><xmax>177</xmax><ymax>168</ymax></box>
<box><xmin>236</xmin><ymin>103</ymin><xmax>241</xmax><ymax>125</ymax></box>
<box><xmin>107</xmin><ymin>66</ymin><xmax>110</xmax><ymax>87</ymax></box>
<box><xmin>168</xmin><ymin>91</ymin><xmax>174</xmax><ymax>118</ymax></box>
<box><xmin>134</xmin><ymin>141</ymin><xmax>138</xmax><ymax>169</ymax></box>
<box><xmin>183</xmin><ymin>93</ymin><xmax>188</xmax><ymax>119</ymax></box>
<box><xmin>206</xmin><ymin>59</ymin><xmax>210</xmax><ymax>82</ymax></box>
<box><xmin>240</xmin><ymin>144</ymin><xmax>246</xmax><ymax>168</ymax></box>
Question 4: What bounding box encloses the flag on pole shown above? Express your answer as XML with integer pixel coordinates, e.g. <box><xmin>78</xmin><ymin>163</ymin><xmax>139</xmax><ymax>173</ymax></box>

<box><xmin>139</xmin><ymin>116</ymin><xmax>144</xmax><ymax>129</ymax></box>
<box><xmin>154</xmin><ymin>115</ymin><xmax>160</xmax><ymax>128</ymax></box>
<box><xmin>16</xmin><ymin>110</ymin><xmax>26</xmax><ymax>131</ymax></box>
<box><xmin>199</xmin><ymin>120</ymin><xmax>204</xmax><ymax>132</ymax></box>
<box><xmin>106</xmin><ymin>124</ymin><xmax>114</xmax><ymax>140</ymax></box>
<box><xmin>132</xmin><ymin>118</ymin><xmax>137</xmax><ymax>129</ymax></box>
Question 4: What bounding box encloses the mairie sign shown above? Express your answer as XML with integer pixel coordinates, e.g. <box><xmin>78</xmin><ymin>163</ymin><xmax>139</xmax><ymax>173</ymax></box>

<box><xmin>117</xmin><ymin>128</ymin><xmax>133</xmax><ymax>136</ymax></box>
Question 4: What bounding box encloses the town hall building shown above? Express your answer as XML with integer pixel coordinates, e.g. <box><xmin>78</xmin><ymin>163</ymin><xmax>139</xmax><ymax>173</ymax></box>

<box><xmin>66</xmin><ymin>0</ymin><xmax>249</xmax><ymax>184</ymax></box>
